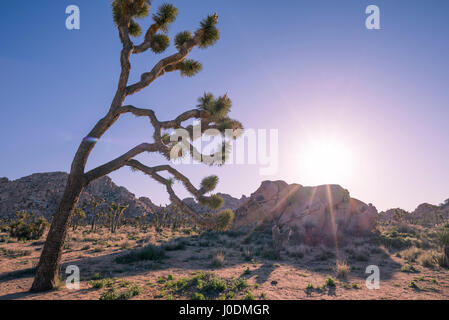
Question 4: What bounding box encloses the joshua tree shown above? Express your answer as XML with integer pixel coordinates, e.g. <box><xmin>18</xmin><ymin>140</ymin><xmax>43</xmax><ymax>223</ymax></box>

<box><xmin>70</xmin><ymin>208</ymin><xmax>86</xmax><ymax>231</ymax></box>
<box><xmin>31</xmin><ymin>0</ymin><xmax>242</xmax><ymax>292</ymax></box>
<box><xmin>83</xmin><ymin>196</ymin><xmax>105</xmax><ymax>232</ymax></box>
<box><xmin>108</xmin><ymin>202</ymin><xmax>129</xmax><ymax>233</ymax></box>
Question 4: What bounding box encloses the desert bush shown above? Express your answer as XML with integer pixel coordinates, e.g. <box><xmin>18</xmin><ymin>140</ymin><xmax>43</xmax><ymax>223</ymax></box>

<box><xmin>163</xmin><ymin>272</ymin><xmax>247</xmax><ymax>300</ymax></box>
<box><xmin>401</xmin><ymin>247</ymin><xmax>422</xmax><ymax>262</ymax></box>
<box><xmin>325</xmin><ymin>277</ymin><xmax>336</xmax><ymax>287</ymax></box>
<box><xmin>89</xmin><ymin>278</ymin><xmax>114</xmax><ymax>289</ymax></box>
<box><xmin>287</xmin><ymin>245</ymin><xmax>305</xmax><ymax>259</ymax></box>
<box><xmin>192</xmin><ymin>292</ymin><xmax>205</xmax><ymax>300</ymax></box>
<box><xmin>211</xmin><ymin>251</ymin><xmax>226</xmax><ymax>267</ymax></box>
<box><xmin>377</xmin><ymin>228</ymin><xmax>417</xmax><ymax>250</ymax></box>
<box><xmin>164</xmin><ymin>239</ymin><xmax>187</xmax><ymax>251</ymax></box>
<box><xmin>243</xmin><ymin>291</ymin><xmax>255</xmax><ymax>300</ymax></box>
<box><xmin>316</xmin><ymin>248</ymin><xmax>335</xmax><ymax>261</ymax></box>
<box><xmin>400</xmin><ymin>264</ymin><xmax>418</xmax><ymax>273</ymax></box>
<box><xmin>115</xmin><ymin>244</ymin><xmax>166</xmax><ymax>264</ymax></box>
<box><xmin>261</xmin><ymin>245</ymin><xmax>279</xmax><ymax>260</ymax></box>
<box><xmin>99</xmin><ymin>284</ymin><xmax>142</xmax><ymax>300</ymax></box>
<box><xmin>0</xmin><ymin>247</ymin><xmax>32</xmax><ymax>258</ymax></box>
<box><xmin>9</xmin><ymin>211</ymin><xmax>49</xmax><ymax>241</ymax></box>
<box><xmin>242</xmin><ymin>247</ymin><xmax>253</xmax><ymax>261</ymax></box>
<box><xmin>335</xmin><ymin>261</ymin><xmax>351</xmax><ymax>279</ymax></box>
<box><xmin>417</xmin><ymin>251</ymin><xmax>438</xmax><ymax>268</ymax></box>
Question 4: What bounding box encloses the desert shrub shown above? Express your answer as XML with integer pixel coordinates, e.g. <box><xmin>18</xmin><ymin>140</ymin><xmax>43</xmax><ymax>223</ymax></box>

<box><xmin>214</xmin><ymin>209</ymin><xmax>235</xmax><ymax>231</ymax></box>
<box><xmin>377</xmin><ymin>228</ymin><xmax>417</xmax><ymax>250</ymax></box>
<box><xmin>400</xmin><ymin>264</ymin><xmax>418</xmax><ymax>273</ymax></box>
<box><xmin>335</xmin><ymin>261</ymin><xmax>351</xmax><ymax>279</ymax></box>
<box><xmin>261</xmin><ymin>245</ymin><xmax>279</xmax><ymax>260</ymax></box>
<box><xmin>229</xmin><ymin>278</ymin><xmax>249</xmax><ymax>291</ymax></box>
<box><xmin>99</xmin><ymin>288</ymin><xmax>120</xmax><ymax>300</ymax></box>
<box><xmin>115</xmin><ymin>244</ymin><xmax>166</xmax><ymax>264</ymax></box>
<box><xmin>315</xmin><ymin>248</ymin><xmax>335</xmax><ymax>261</ymax></box>
<box><xmin>417</xmin><ymin>251</ymin><xmax>438</xmax><ymax>268</ymax></box>
<box><xmin>99</xmin><ymin>284</ymin><xmax>142</xmax><ymax>300</ymax></box>
<box><xmin>9</xmin><ymin>211</ymin><xmax>49</xmax><ymax>241</ymax></box>
<box><xmin>287</xmin><ymin>245</ymin><xmax>305</xmax><ymax>259</ymax></box>
<box><xmin>120</xmin><ymin>241</ymin><xmax>132</xmax><ymax>250</ymax></box>
<box><xmin>211</xmin><ymin>251</ymin><xmax>226</xmax><ymax>267</ymax></box>
<box><xmin>409</xmin><ymin>280</ymin><xmax>419</xmax><ymax>289</ymax></box>
<box><xmin>89</xmin><ymin>278</ymin><xmax>114</xmax><ymax>289</ymax></box>
<box><xmin>0</xmin><ymin>247</ymin><xmax>32</xmax><ymax>258</ymax></box>
<box><xmin>164</xmin><ymin>239</ymin><xmax>187</xmax><ymax>251</ymax></box>
<box><xmin>162</xmin><ymin>272</ymin><xmax>248</xmax><ymax>300</ymax></box>
<box><xmin>243</xmin><ymin>291</ymin><xmax>255</xmax><ymax>300</ymax></box>
<box><xmin>401</xmin><ymin>247</ymin><xmax>422</xmax><ymax>262</ymax></box>
<box><xmin>192</xmin><ymin>292</ymin><xmax>205</xmax><ymax>300</ymax></box>
<box><xmin>197</xmin><ymin>274</ymin><xmax>227</xmax><ymax>293</ymax></box>
<box><xmin>242</xmin><ymin>247</ymin><xmax>253</xmax><ymax>261</ymax></box>
<box><xmin>120</xmin><ymin>285</ymin><xmax>142</xmax><ymax>299</ymax></box>
<box><xmin>325</xmin><ymin>277</ymin><xmax>336</xmax><ymax>287</ymax></box>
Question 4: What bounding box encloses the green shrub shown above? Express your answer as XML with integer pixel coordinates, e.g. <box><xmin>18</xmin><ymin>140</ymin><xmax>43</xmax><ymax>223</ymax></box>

<box><xmin>325</xmin><ymin>277</ymin><xmax>336</xmax><ymax>287</ymax></box>
<box><xmin>400</xmin><ymin>264</ymin><xmax>418</xmax><ymax>273</ymax></box>
<box><xmin>9</xmin><ymin>211</ymin><xmax>49</xmax><ymax>241</ymax></box>
<box><xmin>100</xmin><ymin>288</ymin><xmax>120</xmax><ymax>300</ymax></box>
<box><xmin>243</xmin><ymin>291</ymin><xmax>255</xmax><ymax>300</ymax></box>
<box><xmin>192</xmin><ymin>292</ymin><xmax>205</xmax><ymax>300</ymax></box>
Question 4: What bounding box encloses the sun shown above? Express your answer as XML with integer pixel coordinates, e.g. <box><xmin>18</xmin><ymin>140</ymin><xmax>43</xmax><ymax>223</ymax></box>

<box><xmin>298</xmin><ymin>138</ymin><xmax>355</xmax><ymax>185</ymax></box>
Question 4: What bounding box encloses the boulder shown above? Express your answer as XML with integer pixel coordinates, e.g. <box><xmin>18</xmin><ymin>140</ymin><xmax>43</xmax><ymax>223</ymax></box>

<box><xmin>233</xmin><ymin>180</ymin><xmax>378</xmax><ymax>245</ymax></box>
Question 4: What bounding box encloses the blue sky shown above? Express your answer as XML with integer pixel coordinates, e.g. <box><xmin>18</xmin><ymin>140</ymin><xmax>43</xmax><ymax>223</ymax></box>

<box><xmin>1</xmin><ymin>0</ymin><xmax>448</xmax><ymax>211</ymax></box>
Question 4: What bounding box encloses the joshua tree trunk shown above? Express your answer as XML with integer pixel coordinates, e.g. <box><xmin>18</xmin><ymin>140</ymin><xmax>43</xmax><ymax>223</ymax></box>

<box><xmin>30</xmin><ymin>174</ymin><xmax>85</xmax><ymax>291</ymax></box>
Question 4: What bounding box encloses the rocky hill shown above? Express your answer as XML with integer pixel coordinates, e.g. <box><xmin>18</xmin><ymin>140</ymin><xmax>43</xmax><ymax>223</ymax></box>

<box><xmin>0</xmin><ymin>172</ymin><xmax>159</xmax><ymax>220</ymax></box>
<box><xmin>232</xmin><ymin>180</ymin><xmax>378</xmax><ymax>245</ymax></box>
<box><xmin>379</xmin><ymin>201</ymin><xmax>449</xmax><ymax>226</ymax></box>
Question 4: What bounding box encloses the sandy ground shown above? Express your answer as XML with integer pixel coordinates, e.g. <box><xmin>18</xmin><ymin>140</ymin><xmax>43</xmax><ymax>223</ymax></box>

<box><xmin>1</xmin><ymin>226</ymin><xmax>448</xmax><ymax>300</ymax></box>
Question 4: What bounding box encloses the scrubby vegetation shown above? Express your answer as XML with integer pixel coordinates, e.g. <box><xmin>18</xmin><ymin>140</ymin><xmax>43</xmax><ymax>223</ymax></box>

<box><xmin>8</xmin><ymin>211</ymin><xmax>49</xmax><ymax>241</ymax></box>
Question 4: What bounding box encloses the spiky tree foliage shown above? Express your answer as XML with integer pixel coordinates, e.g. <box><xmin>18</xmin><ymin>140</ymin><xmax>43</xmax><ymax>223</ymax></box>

<box><xmin>31</xmin><ymin>1</ymin><xmax>242</xmax><ymax>292</ymax></box>
<box><xmin>214</xmin><ymin>209</ymin><xmax>235</xmax><ymax>231</ymax></box>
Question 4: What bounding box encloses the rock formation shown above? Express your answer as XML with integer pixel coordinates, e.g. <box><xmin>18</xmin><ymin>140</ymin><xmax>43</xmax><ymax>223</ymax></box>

<box><xmin>233</xmin><ymin>180</ymin><xmax>378</xmax><ymax>245</ymax></box>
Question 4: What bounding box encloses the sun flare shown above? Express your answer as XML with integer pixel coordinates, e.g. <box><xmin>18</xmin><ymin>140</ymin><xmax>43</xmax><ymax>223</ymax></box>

<box><xmin>298</xmin><ymin>139</ymin><xmax>355</xmax><ymax>186</ymax></box>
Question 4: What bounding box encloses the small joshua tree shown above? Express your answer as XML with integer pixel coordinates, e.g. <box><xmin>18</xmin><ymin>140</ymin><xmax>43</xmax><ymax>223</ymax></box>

<box><xmin>82</xmin><ymin>196</ymin><xmax>105</xmax><ymax>232</ymax></box>
<box><xmin>31</xmin><ymin>0</ymin><xmax>243</xmax><ymax>292</ymax></box>
<box><xmin>108</xmin><ymin>202</ymin><xmax>129</xmax><ymax>233</ymax></box>
<box><xmin>70</xmin><ymin>208</ymin><xmax>86</xmax><ymax>231</ymax></box>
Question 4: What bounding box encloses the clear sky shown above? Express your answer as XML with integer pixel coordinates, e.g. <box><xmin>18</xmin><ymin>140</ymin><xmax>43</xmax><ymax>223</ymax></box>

<box><xmin>1</xmin><ymin>0</ymin><xmax>448</xmax><ymax>212</ymax></box>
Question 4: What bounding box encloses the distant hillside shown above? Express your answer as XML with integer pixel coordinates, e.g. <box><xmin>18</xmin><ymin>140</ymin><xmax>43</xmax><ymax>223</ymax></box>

<box><xmin>0</xmin><ymin>172</ymin><xmax>159</xmax><ymax>219</ymax></box>
<box><xmin>378</xmin><ymin>200</ymin><xmax>449</xmax><ymax>225</ymax></box>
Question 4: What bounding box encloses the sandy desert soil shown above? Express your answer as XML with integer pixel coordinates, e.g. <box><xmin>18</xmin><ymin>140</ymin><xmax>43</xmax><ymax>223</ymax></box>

<box><xmin>1</xmin><ymin>226</ymin><xmax>448</xmax><ymax>300</ymax></box>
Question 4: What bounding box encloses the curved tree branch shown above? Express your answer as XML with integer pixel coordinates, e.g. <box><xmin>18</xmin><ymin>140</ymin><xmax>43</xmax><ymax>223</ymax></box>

<box><xmin>125</xmin><ymin>31</ymin><xmax>204</xmax><ymax>96</ymax></box>
<box><xmin>126</xmin><ymin>159</ymin><xmax>215</xmax><ymax>226</ymax></box>
<box><xmin>84</xmin><ymin>143</ymin><xmax>159</xmax><ymax>183</ymax></box>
